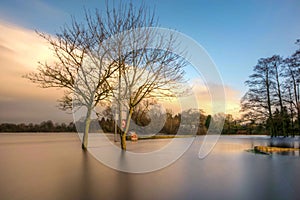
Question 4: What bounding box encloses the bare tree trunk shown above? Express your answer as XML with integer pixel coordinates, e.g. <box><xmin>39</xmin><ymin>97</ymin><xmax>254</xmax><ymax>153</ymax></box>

<box><xmin>266</xmin><ymin>71</ymin><xmax>275</xmax><ymax>137</ymax></box>
<box><xmin>120</xmin><ymin>107</ymin><xmax>134</xmax><ymax>151</ymax></box>
<box><xmin>297</xmin><ymin>85</ymin><xmax>300</xmax><ymax>133</ymax></box>
<box><xmin>288</xmin><ymin>87</ymin><xmax>295</xmax><ymax>136</ymax></box>
<box><xmin>297</xmin><ymin>107</ymin><xmax>300</xmax><ymax>134</ymax></box>
<box><xmin>275</xmin><ymin>63</ymin><xmax>287</xmax><ymax>136</ymax></box>
<box><xmin>120</xmin><ymin>132</ymin><xmax>127</xmax><ymax>151</ymax></box>
<box><xmin>124</xmin><ymin>107</ymin><xmax>133</xmax><ymax>137</ymax></box>
<box><xmin>82</xmin><ymin>107</ymin><xmax>92</xmax><ymax>150</ymax></box>
<box><xmin>292</xmin><ymin>79</ymin><xmax>300</xmax><ymax>134</ymax></box>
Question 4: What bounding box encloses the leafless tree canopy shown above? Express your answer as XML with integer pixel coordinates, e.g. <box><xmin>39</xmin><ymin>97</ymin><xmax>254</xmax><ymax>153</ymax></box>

<box><xmin>25</xmin><ymin>2</ymin><xmax>187</xmax><ymax>149</ymax></box>
<box><xmin>241</xmin><ymin>45</ymin><xmax>300</xmax><ymax>136</ymax></box>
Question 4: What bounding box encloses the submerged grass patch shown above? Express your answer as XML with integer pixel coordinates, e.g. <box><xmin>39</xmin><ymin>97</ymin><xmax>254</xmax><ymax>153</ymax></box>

<box><xmin>246</xmin><ymin>149</ymin><xmax>270</xmax><ymax>155</ymax></box>
<box><xmin>246</xmin><ymin>145</ymin><xmax>300</xmax><ymax>156</ymax></box>
<box><xmin>254</xmin><ymin>146</ymin><xmax>299</xmax><ymax>153</ymax></box>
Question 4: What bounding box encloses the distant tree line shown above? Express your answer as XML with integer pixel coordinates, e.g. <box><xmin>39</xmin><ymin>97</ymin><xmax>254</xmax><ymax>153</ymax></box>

<box><xmin>96</xmin><ymin>106</ymin><xmax>263</xmax><ymax>135</ymax></box>
<box><xmin>3</xmin><ymin>101</ymin><xmax>299</xmax><ymax>135</ymax></box>
<box><xmin>0</xmin><ymin>113</ymin><xmax>281</xmax><ymax>135</ymax></box>
<box><xmin>95</xmin><ymin>106</ymin><xmax>209</xmax><ymax>135</ymax></box>
<box><xmin>0</xmin><ymin>121</ymin><xmax>76</xmax><ymax>132</ymax></box>
<box><xmin>0</xmin><ymin>110</ymin><xmax>279</xmax><ymax>135</ymax></box>
<box><xmin>241</xmin><ymin>39</ymin><xmax>300</xmax><ymax>137</ymax></box>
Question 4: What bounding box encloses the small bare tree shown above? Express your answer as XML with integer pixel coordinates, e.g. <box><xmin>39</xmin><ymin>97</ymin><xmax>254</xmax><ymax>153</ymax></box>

<box><xmin>116</xmin><ymin>38</ymin><xmax>187</xmax><ymax>150</ymax></box>
<box><xmin>240</xmin><ymin>57</ymin><xmax>277</xmax><ymax>136</ymax></box>
<box><xmin>100</xmin><ymin>23</ymin><xmax>188</xmax><ymax>150</ymax></box>
<box><xmin>85</xmin><ymin>3</ymin><xmax>187</xmax><ymax>150</ymax></box>
<box><xmin>26</xmin><ymin>8</ymin><xmax>119</xmax><ymax>149</ymax></box>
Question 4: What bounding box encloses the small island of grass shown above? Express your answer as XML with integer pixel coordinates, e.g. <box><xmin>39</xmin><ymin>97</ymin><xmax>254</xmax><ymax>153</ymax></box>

<box><xmin>254</xmin><ymin>146</ymin><xmax>300</xmax><ymax>154</ymax></box>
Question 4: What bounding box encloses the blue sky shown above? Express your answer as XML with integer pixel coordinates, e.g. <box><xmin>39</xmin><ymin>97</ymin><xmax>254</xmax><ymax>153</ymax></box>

<box><xmin>1</xmin><ymin>0</ymin><xmax>299</xmax><ymax>92</ymax></box>
<box><xmin>0</xmin><ymin>0</ymin><xmax>299</xmax><ymax>122</ymax></box>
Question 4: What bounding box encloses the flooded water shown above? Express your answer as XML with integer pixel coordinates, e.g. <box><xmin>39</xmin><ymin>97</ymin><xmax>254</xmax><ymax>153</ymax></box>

<box><xmin>0</xmin><ymin>133</ymin><xmax>300</xmax><ymax>200</ymax></box>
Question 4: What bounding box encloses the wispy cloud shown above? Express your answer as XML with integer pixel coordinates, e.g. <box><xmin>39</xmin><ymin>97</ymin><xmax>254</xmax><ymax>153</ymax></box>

<box><xmin>0</xmin><ymin>21</ymin><xmax>71</xmax><ymax>123</ymax></box>
<box><xmin>192</xmin><ymin>80</ymin><xmax>241</xmax><ymax>116</ymax></box>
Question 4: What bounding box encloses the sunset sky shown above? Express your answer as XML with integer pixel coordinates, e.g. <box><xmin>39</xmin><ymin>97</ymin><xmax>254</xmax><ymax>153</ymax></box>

<box><xmin>0</xmin><ymin>0</ymin><xmax>300</xmax><ymax>123</ymax></box>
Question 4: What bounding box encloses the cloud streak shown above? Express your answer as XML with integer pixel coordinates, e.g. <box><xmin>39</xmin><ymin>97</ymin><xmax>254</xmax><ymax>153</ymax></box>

<box><xmin>0</xmin><ymin>21</ymin><xmax>71</xmax><ymax>123</ymax></box>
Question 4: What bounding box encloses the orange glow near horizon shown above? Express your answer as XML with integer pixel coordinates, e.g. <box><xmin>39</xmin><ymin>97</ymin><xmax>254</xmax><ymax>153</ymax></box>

<box><xmin>159</xmin><ymin>83</ymin><xmax>241</xmax><ymax>118</ymax></box>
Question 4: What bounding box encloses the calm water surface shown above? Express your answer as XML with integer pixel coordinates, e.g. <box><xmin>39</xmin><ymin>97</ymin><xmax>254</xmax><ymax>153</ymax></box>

<box><xmin>0</xmin><ymin>133</ymin><xmax>300</xmax><ymax>200</ymax></box>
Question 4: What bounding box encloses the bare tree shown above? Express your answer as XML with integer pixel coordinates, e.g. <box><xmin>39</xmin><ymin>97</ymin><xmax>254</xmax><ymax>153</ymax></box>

<box><xmin>283</xmin><ymin>41</ymin><xmax>300</xmax><ymax>132</ymax></box>
<box><xmin>116</xmin><ymin>38</ymin><xmax>187</xmax><ymax>150</ymax></box>
<box><xmin>269</xmin><ymin>55</ymin><xmax>287</xmax><ymax>136</ymax></box>
<box><xmin>26</xmin><ymin>2</ymin><xmax>186</xmax><ymax>150</ymax></box>
<box><xmin>85</xmin><ymin>3</ymin><xmax>187</xmax><ymax>150</ymax></box>
<box><xmin>25</xmin><ymin>16</ymin><xmax>121</xmax><ymax>149</ymax></box>
<box><xmin>240</xmin><ymin>57</ymin><xmax>277</xmax><ymax>136</ymax></box>
<box><xmin>241</xmin><ymin>40</ymin><xmax>300</xmax><ymax>136</ymax></box>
